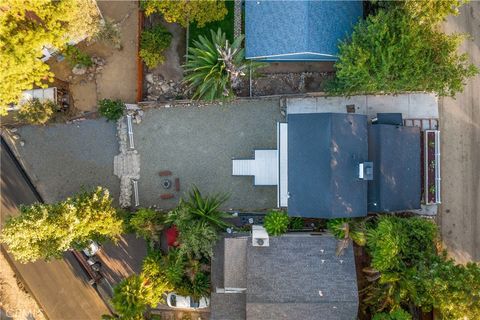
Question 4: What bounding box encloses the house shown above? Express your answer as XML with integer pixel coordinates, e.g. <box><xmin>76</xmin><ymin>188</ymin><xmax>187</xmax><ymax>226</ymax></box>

<box><xmin>210</xmin><ymin>232</ymin><xmax>359</xmax><ymax>320</ymax></box>
<box><xmin>245</xmin><ymin>0</ymin><xmax>363</xmax><ymax>62</ymax></box>
<box><xmin>287</xmin><ymin>113</ymin><xmax>368</xmax><ymax>218</ymax></box>
<box><xmin>232</xmin><ymin>112</ymin><xmax>422</xmax><ymax>218</ymax></box>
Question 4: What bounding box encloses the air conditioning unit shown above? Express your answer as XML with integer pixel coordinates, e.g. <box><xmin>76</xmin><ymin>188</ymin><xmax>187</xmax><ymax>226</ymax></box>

<box><xmin>252</xmin><ymin>225</ymin><xmax>269</xmax><ymax>247</ymax></box>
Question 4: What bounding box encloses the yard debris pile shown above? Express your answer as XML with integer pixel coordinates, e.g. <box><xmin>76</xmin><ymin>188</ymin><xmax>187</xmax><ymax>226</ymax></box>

<box><xmin>68</xmin><ymin>56</ymin><xmax>107</xmax><ymax>82</ymax></box>
<box><xmin>145</xmin><ymin>73</ymin><xmax>186</xmax><ymax>101</ymax></box>
<box><xmin>237</xmin><ymin>71</ymin><xmax>335</xmax><ymax>97</ymax></box>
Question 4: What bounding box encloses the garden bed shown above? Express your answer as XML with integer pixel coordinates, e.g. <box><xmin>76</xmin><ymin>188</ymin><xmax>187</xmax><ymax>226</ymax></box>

<box><xmin>424</xmin><ymin>130</ymin><xmax>441</xmax><ymax>204</ymax></box>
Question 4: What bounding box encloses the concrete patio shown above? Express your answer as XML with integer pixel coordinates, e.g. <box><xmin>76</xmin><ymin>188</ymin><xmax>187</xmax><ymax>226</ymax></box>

<box><xmin>287</xmin><ymin>93</ymin><xmax>438</xmax><ymax>119</ymax></box>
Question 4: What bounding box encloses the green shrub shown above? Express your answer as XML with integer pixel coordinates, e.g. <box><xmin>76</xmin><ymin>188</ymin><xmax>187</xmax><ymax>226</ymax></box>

<box><xmin>180</xmin><ymin>186</ymin><xmax>230</xmax><ymax>230</ymax></box>
<box><xmin>98</xmin><ymin>98</ymin><xmax>124</xmax><ymax>121</ymax></box>
<box><xmin>374</xmin><ymin>0</ymin><xmax>467</xmax><ymax>25</ymax></box>
<box><xmin>141</xmin><ymin>252</ymin><xmax>176</xmax><ymax>302</ymax></box>
<box><xmin>327</xmin><ymin>218</ymin><xmax>367</xmax><ymax>246</ymax></box>
<box><xmin>181</xmin><ymin>271</ymin><xmax>210</xmax><ymax>300</ymax></box>
<box><xmin>288</xmin><ymin>217</ymin><xmax>304</xmax><ymax>230</ymax></box>
<box><xmin>140</xmin><ymin>24</ymin><xmax>172</xmax><ymax>69</ymax></box>
<box><xmin>129</xmin><ymin>208</ymin><xmax>165</xmax><ymax>241</ymax></box>
<box><xmin>330</xmin><ymin>9</ymin><xmax>478</xmax><ymax>97</ymax></box>
<box><xmin>166</xmin><ymin>186</ymin><xmax>230</xmax><ymax>260</ymax></box>
<box><xmin>184</xmin><ymin>28</ymin><xmax>264</xmax><ymax>101</ymax></box>
<box><xmin>16</xmin><ymin>98</ymin><xmax>57</xmax><ymax>125</ymax></box>
<box><xmin>362</xmin><ymin>216</ymin><xmax>480</xmax><ymax>319</ymax></box>
<box><xmin>177</xmin><ymin>220</ymin><xmax>219</xmax><ymax>260</ymax></box>
<box><xmin>63</xmin><ymin>45</ymin><xmax>93</xmax><ymax>67</ymax></box>
<box><xmin>141</xmin><ymin>0</ymin><xmax>227</xmax><ymax>27</ymax></box>
<box><xmin>111</xmin><ymin>274</ymin><xmax>158</xmax><ymax>319</ymax></box>
<box><xmin>367</xmin><ymin>216</ymin><xmax>437</xmax><ymax>272</ymax></box>
<box><xmin>372</xmin><ymin>308</ymin><xmax>412</xmax><ymax>320</ymax></box>
<box><xmin>263</xmin><ymin>211</ymin><xmax>289</xmax><ymax>236</ymax></box>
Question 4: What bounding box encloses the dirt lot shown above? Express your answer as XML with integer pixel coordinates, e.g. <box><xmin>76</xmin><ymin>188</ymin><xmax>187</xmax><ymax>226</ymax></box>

<box><xmin>0</xmin><ymin>252</ymin><xmax>46</xmax><ymax>320</ymax></box>
<box><xmin>49</xmin><ymin>1</ymin><xmax>138</xmax><ymax>113</ymax></box>
<box><xmin>438</xmin><ymin>2</ymin><xmax>480</xmax><ymax>263</ymax></box>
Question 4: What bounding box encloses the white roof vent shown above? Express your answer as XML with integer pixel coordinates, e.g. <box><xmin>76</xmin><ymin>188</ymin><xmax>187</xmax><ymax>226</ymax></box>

<box><xmin>359</xmin><ymin>162</ymin><xmax>374</xmax><ymax>180</ymax></box>
<box><xmin>252</xmin><ymin>225</ymin><xmax>269</xmax><ymax>247</ymax></box>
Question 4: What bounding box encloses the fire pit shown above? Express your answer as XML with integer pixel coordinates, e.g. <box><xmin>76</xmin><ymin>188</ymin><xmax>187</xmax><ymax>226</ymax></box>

<box><xmin>162</xmin><ymin>178</ymin><xmax>172</xmax><ymax>189</ymax></box>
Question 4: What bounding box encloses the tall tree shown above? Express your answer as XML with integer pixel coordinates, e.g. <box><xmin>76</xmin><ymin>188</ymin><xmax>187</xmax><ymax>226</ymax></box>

<box><xmin>0</xmin><ymin>187</ymin><xmax>123</xmax><ymax>263</ymax></box>
<box><xmin>0</xmin><ymin>0</ymin><xmax>101</xmax><ymax>114</ymax></box>
<box><xmin>330</xmin><ymin>1</ymin><xmax>478</xmax><ymax>97</ymax></box>
<box><xmin>141</xmin><ymin>0</ymin><xmax>227</xmax><ymax>27</ymax></box>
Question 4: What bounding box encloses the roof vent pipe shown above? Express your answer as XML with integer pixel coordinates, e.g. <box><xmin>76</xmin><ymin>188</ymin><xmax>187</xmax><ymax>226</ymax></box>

<box><xmin>359</xmin><ymin>162</ymin><xmax>374</xmax><ymax>180</ymax></box>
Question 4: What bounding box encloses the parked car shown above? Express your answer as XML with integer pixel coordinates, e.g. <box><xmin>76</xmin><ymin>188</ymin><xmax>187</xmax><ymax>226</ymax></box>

<box><xmin>166</xmin><ymin>292</ymin><xmax>209</xmax><ymax>310</ymax></box>
<box><xmin>82</xmin><ymin>240</ymin><xmax>101</xmax><ymax>257</ymax></box>
<box><xmin>81</xmin><ymin>241</ymin><xmax>102</xmax><ymax>272</ymax></box>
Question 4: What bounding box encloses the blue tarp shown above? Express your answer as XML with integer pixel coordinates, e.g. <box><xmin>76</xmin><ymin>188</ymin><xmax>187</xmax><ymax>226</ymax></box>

<box><xmin>245</xmin><ymin>0</ymin><xmax>363</xmax><ymax>61</ymax></box>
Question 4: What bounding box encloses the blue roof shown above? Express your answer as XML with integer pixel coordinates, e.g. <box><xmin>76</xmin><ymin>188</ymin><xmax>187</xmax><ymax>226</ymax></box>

<box><xmin>367</xmin><ymin>125</ymin><xmax>421</xmax><ymax>212</ymax></box>
<box><xmin>288</xmin><ymin>113</ymin><xmax>368</xmax><ymax>218</ymax></box>
<box><xmin>245</xmin><ymin>0</ymin><xmax>363</xmax><ymax>61</ymax></box>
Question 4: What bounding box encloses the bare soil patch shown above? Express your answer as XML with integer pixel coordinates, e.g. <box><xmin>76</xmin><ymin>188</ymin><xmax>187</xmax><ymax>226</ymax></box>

<box><xmin>0</xmin><ymin>251</ymin><xmax>46</xmax><ymax>320</ymax></box>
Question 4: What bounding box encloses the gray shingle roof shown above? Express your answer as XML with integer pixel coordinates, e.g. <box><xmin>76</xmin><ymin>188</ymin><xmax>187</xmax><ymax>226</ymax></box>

<box><xmin>211</xmin><ymin>233</ymin><xmax>359</xmax><ymax>320</ymax></box>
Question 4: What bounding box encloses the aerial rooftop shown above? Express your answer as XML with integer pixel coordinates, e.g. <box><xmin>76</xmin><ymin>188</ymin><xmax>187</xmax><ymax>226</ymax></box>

<box><xmin>210</xmin><ymin>233</ymin><xmax>359</xmax><ymax>320</ymax></box>
<box><xmin>245</xmin><ymin>0</ymin><xmax>363</xmax><ymax>61</ymax></box>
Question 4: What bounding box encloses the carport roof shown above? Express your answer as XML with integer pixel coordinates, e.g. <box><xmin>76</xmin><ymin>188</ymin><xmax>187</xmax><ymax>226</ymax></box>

<box><xmin>245</xmin><ymin>0</ymin><xmax>363</xmax><ymax>61</ymax></box>
<box><xmin>287</xmin><ymin>113</ymin><xmax>368</xmax><ymax>218</ymax></box>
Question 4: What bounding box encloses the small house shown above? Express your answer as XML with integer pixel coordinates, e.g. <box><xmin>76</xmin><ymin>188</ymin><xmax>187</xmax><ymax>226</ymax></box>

<box><xmin>210</xmin><ymin>233</ymin><xmax>359</xmax><ymax>320</ymax></box>
<box><xmin>245</xmin><ymin>0</ymin><xmax>363</xmax><ymax>62</ymax></box>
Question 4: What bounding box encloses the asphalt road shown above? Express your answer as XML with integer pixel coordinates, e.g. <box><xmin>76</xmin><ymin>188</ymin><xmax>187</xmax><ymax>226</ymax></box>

<box><xmin>439</xmin><ymin>2</ymin><xmax>480</xmax><ymax>263</ymax></box>
<box><xmin>1</xmin><ymin>138</ymin><xmax>110</xmax><ymax>320</ymax></box>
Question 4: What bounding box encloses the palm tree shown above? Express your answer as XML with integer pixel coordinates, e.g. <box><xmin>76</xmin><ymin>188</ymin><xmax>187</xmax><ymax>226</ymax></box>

<box><xmin>184</xmin><ymin>28</ymin><xmax>263</xmax><ymax>101</ymax></box>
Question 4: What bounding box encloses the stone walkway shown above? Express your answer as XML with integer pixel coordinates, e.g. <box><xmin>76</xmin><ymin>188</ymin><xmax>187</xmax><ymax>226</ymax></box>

<box><xmin>114</xmin><ymin>115</ymin><xmax>140</xmax><ymax>208</ymax></box>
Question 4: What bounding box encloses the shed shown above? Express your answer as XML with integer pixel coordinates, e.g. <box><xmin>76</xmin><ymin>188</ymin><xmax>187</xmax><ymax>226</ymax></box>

<box><xmin>245</xmin><ymin>0</ymin><xmax>363</xmax><ymax>61</ymax></box>
<box><xmin>367</xmin><ymin>124</ymin><xmax>421</xmax><ymax>212</ymax></box>
<box><xmin>287</xmin><ymin>113</ymin><xmax>368</xmax><ymax>218</ymax></box>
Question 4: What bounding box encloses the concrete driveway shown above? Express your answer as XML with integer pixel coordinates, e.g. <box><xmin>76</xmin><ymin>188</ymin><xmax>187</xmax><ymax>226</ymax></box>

<box><xmin>439</xmin><ymin>2</ymin><xmax>480</xmax><ymax>263</ymax></box>
<box><xmin>134</xmin><ymin>99</ymin><xmax>284</xmax><ymax>211</ymax></box>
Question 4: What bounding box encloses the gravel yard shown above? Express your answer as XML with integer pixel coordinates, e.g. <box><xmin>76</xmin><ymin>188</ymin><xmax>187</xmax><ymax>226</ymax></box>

<box><xmin>135</xmin><ymin>99</ymin><xmax>284</xmax><ymax>211</ymax></box>
<box><xmin>12</xmin><ymin>119</ymin><xmax>119</xmax><ymax>203</ymax></box>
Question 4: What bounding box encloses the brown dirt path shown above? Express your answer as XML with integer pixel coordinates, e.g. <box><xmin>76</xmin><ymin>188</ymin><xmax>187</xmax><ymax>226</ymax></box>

<box><xmin>96</xmin><ymin>1</ymin><xmax>138</xmax><ymax>103</ymax></box>
<box><xmin>0</xmin><ymin>251</ymin><xmax>46</xmax><ymax>320</ymax></box>
<box><xmin>438</xmin><ymin>2</ymin><xmax>480</xmax><ymax>263</ymax></box>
